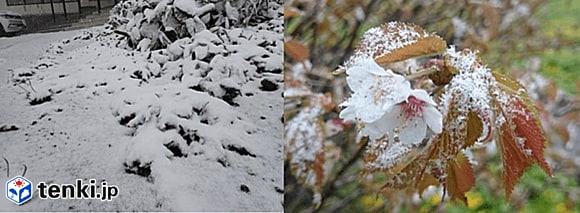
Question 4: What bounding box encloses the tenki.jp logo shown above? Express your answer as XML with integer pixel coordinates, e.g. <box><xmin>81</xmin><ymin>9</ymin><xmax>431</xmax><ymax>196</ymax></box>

<box><xmin>5</xmin><ymin>176</ymin><xmax>33</xmax><ymax>205</ymax></box>
<box><xmin>4</xmin><ymin>176</ymin><xmax>119</xmax><ymax>205</ymax></box>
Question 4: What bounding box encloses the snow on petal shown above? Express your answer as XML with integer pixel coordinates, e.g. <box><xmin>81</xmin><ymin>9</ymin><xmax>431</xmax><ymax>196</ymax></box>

<box><xmin>361</xmin><ymin>106</ymin><xmax>406</xmax><ymax>140</ymax></box>
<box><xmin>423</xmin><ymin>105</ymin><xmax>443</xmax><ymax>133</ymax></box>
<box><xmin>399</xmin><ymin>116</ymin><xmax>428</xmax><ymax>146</ymax></box>
<box><xmin>340</xmin><ymin>58</ymin><xmax>411</xmax><ymax>123</ymax></box>
<box><xmin>410</xmin><ymin>89</ymin><xmax>436</xmax><ymax>106</ymax></box>
<box><xmin>359</xmin><ymin>88</ymin><xmax>442</xmax><ymax>145</ymax></box>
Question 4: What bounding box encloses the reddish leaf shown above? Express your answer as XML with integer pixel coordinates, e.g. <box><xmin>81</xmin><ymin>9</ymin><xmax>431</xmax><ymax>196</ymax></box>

<box><xmin>497</xmin><ymin>120</ymin><xmax>534</xmax><ymax>200</ymax></box>
<box><xmin>463</xmin><ymin>111</ymin><xmax>484</xmax><ymax>148</ymax></box>
<box><xmin>284</xmin><ymin>6</ymin><xmax>302</xmax><ymax>19</ymax></box>
<box><xmin>511</xmin><ymin>101</ymin><xmax>553</xmax><ymax>176</ymax></box>
<box><xmin>493</xmin><ymin>71</ymin><xmax>553</xmax><ymax>200</ymax></box>
<box><xmin>375</xmin><ymin>35</ymin><xmax>447</xmax><ymax>65</ymax></box>
<box><xmin>445</xmin><ymin>152</ymin><xmax>475</xmax><ymax>203</ymax></box>
<box><xmin>313</xmin><ymin>150</ymin><xmax>325</xmax><ymax>187</ymax></box>
<box><xmin>343</xmin><ymin>22</ymin><xmax>446</xmax><ymax>70</ymax></box>
<box><xmin>284</xmin><ymin>39</ymin><xmax>310</xmax><ymax>62</ymax></box>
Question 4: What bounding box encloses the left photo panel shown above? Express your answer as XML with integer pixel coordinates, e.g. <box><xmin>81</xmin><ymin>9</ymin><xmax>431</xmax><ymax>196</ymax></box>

<box><xmin>0</xmin><ymin>0</ymin><xmax>284</xmax><ymax>211</ymax></box>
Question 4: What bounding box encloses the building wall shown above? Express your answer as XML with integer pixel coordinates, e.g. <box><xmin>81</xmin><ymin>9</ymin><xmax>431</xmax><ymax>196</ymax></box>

<box><xmin>85</xmin><ymin>0</ymin><xmax>116</xmax><ymax>9</ymax></box>
<box><xmin>0</xmin><ymin>0</ymin><xmax>115</xmax><ymax>16</ymax></box>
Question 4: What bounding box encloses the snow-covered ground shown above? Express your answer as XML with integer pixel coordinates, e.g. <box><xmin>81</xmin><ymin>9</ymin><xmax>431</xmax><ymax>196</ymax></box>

<box><xmin>0</xmin><ymin>13</ymin><xmax>283</xmax><ymax>212</ymax></box>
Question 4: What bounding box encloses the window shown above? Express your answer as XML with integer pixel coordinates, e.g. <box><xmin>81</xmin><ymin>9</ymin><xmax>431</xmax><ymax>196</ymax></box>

<box><xmin>6</xmin><ymin>0</ymin><xmax>76</xmax><ymax>6</ymax></box>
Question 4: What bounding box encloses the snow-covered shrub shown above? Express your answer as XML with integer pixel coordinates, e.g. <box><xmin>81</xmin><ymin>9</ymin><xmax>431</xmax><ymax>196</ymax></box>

<box><xmin>108</xmin><ymin>0</ymin><xmax>282</xmax><ymax>50</ymax></box>
<box><xmin>102</xmin><ymin>1</ymin><xmax>284</xmax><ymax>198</ymax></box>
<box><xmin>4</xmin><ymin>0</ymin><xmax>283</xmax><ymax>209</ymax></box>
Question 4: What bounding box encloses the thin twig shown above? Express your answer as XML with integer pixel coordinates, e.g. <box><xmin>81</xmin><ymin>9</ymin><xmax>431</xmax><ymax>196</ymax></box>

<box><xmin>2</xmin><ymin>157</ymin><xmax>9</xmax><ymax>178</ymax></box>
<box><xmin>325</xmin><ymin>188</ymin><xmax>364</xmax><ymax>213</ymax></box>
<box><xmin>27</xmin><ymin>79</ymin><xmax>37</xmax><ymax>93</ymax></box>
<box><xmin>404</xmin><ymin>67</ymin><xmax>438</xmax><ymax>80</ymax></box>
<box><xmin>315</xmin><ymin>138</ymin><xmax>368</xmax><ymax>212</ymax></box>
<box><xmin>21</xmin><ymin>164</ymin><xmax>27</xmax><ymax>177</ymax></box>
<box><xmin>16</xmin><ymin>84</ymin><xmax>31</xmax><ymax>94</ymax></box>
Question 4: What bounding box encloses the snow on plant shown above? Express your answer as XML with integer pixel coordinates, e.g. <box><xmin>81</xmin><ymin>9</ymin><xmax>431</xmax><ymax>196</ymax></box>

<box><xmin>285</xmin><ymin>93</ymin><xmax>341</xmax><ymax>207</ymax></box>
<box><xmin>285</xmin><ymin>21</ymin><xmax>552</xmax><ymax>206</ymax></box>
<box><xmin>0</xmin><ymin>0</ymin><xmax>284</xmax><ymax>209</ymax></box>
<box><xmin>339</xmin><ymin>58</ymin><xmax>442</xmax><ymax>144</ymax></box>
<box><xmin>103</xmin><ymin>0</ymin><xmax>284</xmax><ymax>180</ymax></box>
<box><xmin>108</xmin><ymin>0</ymin><xmax>281</xmax><ymax>50</ymax></box>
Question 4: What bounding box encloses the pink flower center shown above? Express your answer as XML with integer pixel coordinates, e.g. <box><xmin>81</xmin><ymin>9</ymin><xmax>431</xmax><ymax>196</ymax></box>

<box><xmin>401</xmin><ymin>96</ymin><xmax>426</xmax><ymax>119</ymax></box>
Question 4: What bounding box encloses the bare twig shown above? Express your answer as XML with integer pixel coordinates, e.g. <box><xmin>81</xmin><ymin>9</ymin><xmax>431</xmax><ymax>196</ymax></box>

<box><xmin>27</xmin><ymin>79</ymin><xmax>37</xmax><ymax>93</ymax></box>
<box><xmin>325</xmin><ymin>188</ymin><xmax>364</xmax><ymax>213</ymax></box>
<box><xmin>2</xmin><ymin>157</ymin><xmax>9</xmax><ymax>178</ymax></box>
<box><xmin>21</xmin><ymin>164</ymin><xmax>27</xmax><ymax>177</ymax></box>
<box><xmin>404</xmin><ymin>67</ymin><xmax>438</xmax><ymax>80</ymax></box>
<box><xmin>314</xmin><ymin>138</ymin><xmax>368</xmax><ymax>212</ymax></box>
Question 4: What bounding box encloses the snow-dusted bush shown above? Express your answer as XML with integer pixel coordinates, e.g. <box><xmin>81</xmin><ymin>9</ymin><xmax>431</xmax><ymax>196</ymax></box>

<box><xmin>5</xmin><ymin>0</ymin><xmax>283</xmax><ymax>209</ymax></box>
<box><xmin>108</xmin><ymin>0</ymin><xmax>282</xmax><ymax>50</ymax></box>
<box><xmin>102</xmin><ymin>0</ymin><xmax>284</xmax><ymax>193</ymax></box>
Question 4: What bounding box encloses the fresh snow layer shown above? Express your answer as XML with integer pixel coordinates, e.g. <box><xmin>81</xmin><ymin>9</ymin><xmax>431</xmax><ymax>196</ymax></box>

<box><xmin>0</xmin><ymin>25</ymin><xmax>282</xmax><ymax>211</ymax></box>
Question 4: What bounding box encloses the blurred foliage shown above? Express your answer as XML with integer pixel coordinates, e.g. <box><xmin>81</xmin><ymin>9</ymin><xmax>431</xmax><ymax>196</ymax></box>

<box><xmin>535</xmin><ymin>0</ymin><xmax>579</xmax><ymax>95</ymax></box>
<box><xmin>285</xmin><ymin>0</ymin><xmax>579</xmax><ymax>212</ymax></box>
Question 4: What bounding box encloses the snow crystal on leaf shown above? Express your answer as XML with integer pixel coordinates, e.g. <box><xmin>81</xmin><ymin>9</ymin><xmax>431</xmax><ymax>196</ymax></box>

<box><xmin>286</xmin><ymin>105</ymin><xmax>323</xmax><ymax>164</ymax></box>
<box><xmin>440</xmin><ymin>47</ymin><xmax>495</xmax><ymax>139</ymax></box>
<box><xmin>343</xmin><ymin>21</ymin><xmax>437</xmax><ymax>69</ymax></box>
<box><xmin>363</xmin><ymin>136</ymin><xmax>412</xmax><ymax>172</ymax></box>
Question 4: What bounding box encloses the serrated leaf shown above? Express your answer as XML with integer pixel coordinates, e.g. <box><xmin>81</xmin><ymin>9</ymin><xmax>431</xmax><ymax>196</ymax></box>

<box><xmin>493</xmin><ymin>71</ymin><xmax>553</xmax><ymax>200</ymax></box>
<box><xmin>511</xmin><ymin>102</ymin><xmax>552</xmax><ymax>176</ymax></box>
<box><xmin>463</xmin><ymin>111</ymin><xmax>483</xmax><ymax>148</ymax></box>
<box><xmin>445</xmin><ymin>152</ymin><xmax>475</xmax><ymax>204</ymax></box>
<box><xmin>284</xmin><ymin>39</ymin><xmax>310</xmax><ymax>62</ymax></box>
<box><xmin>343</xmin><ymin>22</ymin><xmax>446</xmax><ymax>69</ymax></box>
<box><xmin>415</xmin><ymin>173</ymin><xmax>438</xmax><ymax>197</ymax></box>
<box><xmin>375</xmin><ymin>35</ymin><xmax>447</xmax><ymax>65</ymax></box>
<box><xmin>496</xmin><ymin>120</ymin><xmax>533</xmax><ymax>200</ymax></box>
<box><xmin>492</xmin><ymin>72</ymin><xmax>536</xmax><ymax>113</ymax></box>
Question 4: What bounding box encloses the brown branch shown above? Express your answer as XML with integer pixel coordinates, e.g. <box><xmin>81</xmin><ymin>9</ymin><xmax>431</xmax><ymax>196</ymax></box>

<box><xmin>314</xmin><ymin>138</ymin><xmax>368</xmax><ymax>212</ymax></box>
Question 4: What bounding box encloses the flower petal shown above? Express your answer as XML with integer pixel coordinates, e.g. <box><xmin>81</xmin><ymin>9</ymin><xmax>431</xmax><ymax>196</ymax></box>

<box><xmin>423</xmin><ymin>105</ymin><xmax>443</xmax><ymax>133</ymax></box>
<box><xmin>341</xmin><ymin>59</ymin><xmax>412</xmax><ymax>123</ymax></box>
<box><xmin>344</xmin><ymin>94</ymin><xmax>388</xmax><ymax>123</ymax></box>
<box><xmin>399</xmin><ymin>115</ymin><xmax>428</xmax><ymax>145</ymax></box>
<box><xmin>362</xmin><ymin>106</ymin><xmax>406</xmax><ymax>140</ymax></box>
<box><xmin>385</xmin><ymin>78</ymin><xmax>412</xmax><ymax>107</ymax></box>
<box><xmin>345</xmin><ymin>66</ymin><xmax>374</xmax><ymax>92</ymax></box>
<box><xmin>411</xmin><ymin>89</ymin><xmax>437</xmax><ymax>106</ymax></box>
<box><xmin>338</xmin><ymin>100</ymin><xmax>357</xmax><ymax>121</ymax></box>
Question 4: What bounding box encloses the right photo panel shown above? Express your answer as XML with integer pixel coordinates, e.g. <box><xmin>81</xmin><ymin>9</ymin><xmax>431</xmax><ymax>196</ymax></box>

<box><xmin>284</xmin><ymin>0</ymin><xmax>579</xmax><ymax>212</ymax></box>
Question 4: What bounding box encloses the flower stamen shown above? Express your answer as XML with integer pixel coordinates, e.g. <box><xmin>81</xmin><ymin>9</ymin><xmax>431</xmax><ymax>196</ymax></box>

<box><xmin>401</xmin><ymin>96</ymin><xmax>426</xmax><ymax>119</ymax></box>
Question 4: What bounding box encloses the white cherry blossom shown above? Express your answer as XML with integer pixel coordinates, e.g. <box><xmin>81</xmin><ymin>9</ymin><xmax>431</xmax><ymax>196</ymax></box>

<box><xmin>362</xmin><ymin>89</ymin><xmax>443</xmax><ymax>145</ymax></box>
<box><xmin>339</xmin><ymin>58</ymin><xmax>411</xmax><ymax>123</ymax></box>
